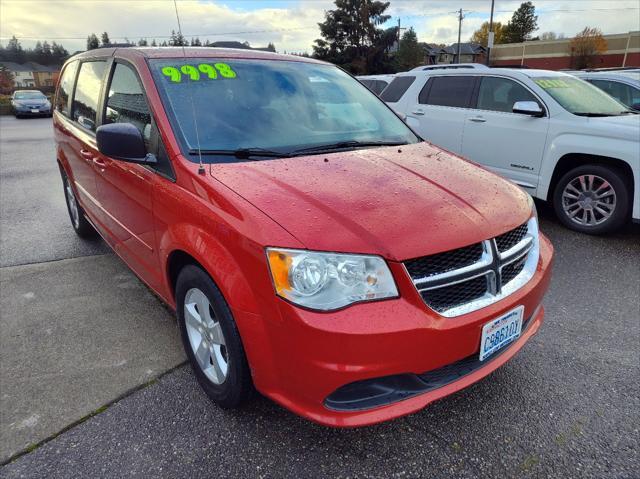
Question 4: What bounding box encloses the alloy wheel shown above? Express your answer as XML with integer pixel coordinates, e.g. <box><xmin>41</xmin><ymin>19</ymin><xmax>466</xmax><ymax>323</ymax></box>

<box><xmin>561</xmin><ymin>174</ymin><xmax>616</xmax><ymax>226</ymax></box>
<box><xmin>184</xmin><ymin>287</ymin><xmax>229</xmax><ymax>384</ymax></box>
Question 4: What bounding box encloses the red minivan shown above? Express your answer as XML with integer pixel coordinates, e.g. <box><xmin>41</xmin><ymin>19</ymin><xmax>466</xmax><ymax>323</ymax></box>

<box><xmin>53</xmin><ymin>47</ymin><xmax>553</xmax><ymax>427</ymax></box>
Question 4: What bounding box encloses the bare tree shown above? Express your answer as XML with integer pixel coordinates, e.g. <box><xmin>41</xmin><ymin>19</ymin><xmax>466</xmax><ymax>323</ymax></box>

<box><xmin>570</xmin><ymin>27</ymin><xmax>607</xmax><ymax>69</ymax></box>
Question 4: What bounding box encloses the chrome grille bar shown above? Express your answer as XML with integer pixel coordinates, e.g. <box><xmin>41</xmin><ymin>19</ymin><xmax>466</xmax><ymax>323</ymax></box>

<box><xmin>404</xmin><ymin>218</ymin><xmax>540</xmax><ymax>317</ymax></box>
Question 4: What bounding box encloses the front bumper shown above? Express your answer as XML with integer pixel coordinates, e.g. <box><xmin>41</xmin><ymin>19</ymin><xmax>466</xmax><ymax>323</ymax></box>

<box><xmin>244</xmin><ymin>233</ymin><xmax>554</xmax><ymax>427</ymax></box>
<box><xmin>15</xmin><ymin>106</ymin><xmax>51</xmax><ymax>116</ymax></box>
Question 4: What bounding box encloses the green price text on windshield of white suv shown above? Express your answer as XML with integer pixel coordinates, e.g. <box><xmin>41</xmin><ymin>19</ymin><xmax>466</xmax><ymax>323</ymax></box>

<box><xmin>534</xmin><ymin>79</ymin><xmax>570</xmax><ymax>89</ymax></box>
<box><xmin>161</xmin><ymin>63</ymin><xmax>237</xmax><ymax>83</ymax></box>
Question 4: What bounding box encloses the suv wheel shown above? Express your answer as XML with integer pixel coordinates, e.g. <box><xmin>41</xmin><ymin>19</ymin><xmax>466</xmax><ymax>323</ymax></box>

<box><xmin>60</xmin><ymin>168</ymin><xmax>97</xmax><ymax>238</ymax></box>
<box><xmin>553</xmin><ymin>165</ymin><xmax>629</xmax><ymax>234</ymax></box>
<box><xmin>176</xmin><ymin>265</ymin><xmax>253</xmax><ymax>408</ymax></box>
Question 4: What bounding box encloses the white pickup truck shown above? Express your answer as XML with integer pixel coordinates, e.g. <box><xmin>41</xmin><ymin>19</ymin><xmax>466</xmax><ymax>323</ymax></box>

<box><xmin>381</xmin><ymin>68</ymin><xmax>640</xmax><ymax>234</ymax></box>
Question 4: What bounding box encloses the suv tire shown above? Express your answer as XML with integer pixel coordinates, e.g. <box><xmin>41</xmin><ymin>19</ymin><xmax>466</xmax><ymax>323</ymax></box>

<box><xmin>553</xmin><ymin>164</ymin><xmax>629</xmax><ymax>234</ymax></box>
<box><xmin>176</xmin><ymin>265</ymin><xmax>253</xmax><ymax>408</ymax></box>
<box><xmin>60</xmin><ymin>168</ymin><xmax>97</xmax><ymax>238</ymax></box>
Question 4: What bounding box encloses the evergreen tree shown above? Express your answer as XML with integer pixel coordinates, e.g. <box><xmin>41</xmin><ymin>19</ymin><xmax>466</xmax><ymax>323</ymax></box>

<box><xmin>151</xmin><ymin>39</ymin><xmax>158</xmax><ymax>47</ymax></box>
<box><xmin>5</xmin><ymin>36</ymin><xmax>25</xmax><ymax>63</ymax></box>
<box><xmin>101</xmin><ymin>31</ymin><xmax>111</xmax><ymax>47</ymax></box>
<box><xmin>312</xmin><ymin>0</ymin><xmax>395</xmax><ymax>74</ymax></box>
<box><xmin>503</xmin><ymin>2</ymin><xmax>538</xmax><ymax>43</ymax></box>
<box><xmin>267</xmin><ymin>42</ymin><xmax>276</xmax><ymax>52</ymax></box>
<box><xmin>169</xmin><ymin>30</ymin><xmax>187</xmax><ymax>46</ymax></box>
<box><xmin>138</xmin><ymin>38</ymin><xmax>148</xmax><ymax>46</ymax></box>
<box><xmin>397</xmin><ymin>27</ymin><xmax>423</xmax><ymax>70</ymax></box>
<box><xmin>87</xmin><ymin>33</ymin><xmax>100</xmax><ymax>50</ymax></box>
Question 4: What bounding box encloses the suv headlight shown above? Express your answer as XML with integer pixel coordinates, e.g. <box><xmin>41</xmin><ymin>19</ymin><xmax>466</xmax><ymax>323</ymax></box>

<box><xmin>266</xmin><ymin>248</ymin><xmax>398</xmax><ymax>311</ymax></box>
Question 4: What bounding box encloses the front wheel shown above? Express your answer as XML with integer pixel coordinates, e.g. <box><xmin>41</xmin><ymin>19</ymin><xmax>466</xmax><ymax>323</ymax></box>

<box><xmin>553</xmin><ymin>165</ymin><xmax>630</xmax><ymax>234</ymax></box>
<box><xmin>176</xmin><ymin>265</ymin><xmax>253</xmax><ymax>408</ymax></box>
<box><xmin>60</xmin><ymin>168</ymin><xmax>96</xmax><ymax>238</ymax></box>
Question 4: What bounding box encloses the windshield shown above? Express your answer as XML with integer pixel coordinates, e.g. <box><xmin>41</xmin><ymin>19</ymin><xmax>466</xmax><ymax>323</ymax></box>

<box><xmin>14</xmin><ymin>91</ymin><xmax>46</xmax><ymax>100</ymax></box>
<box><xmin>150</xmin><ymin>58</ymin><xmax>418</xmax><ymax>161</ymax></box>
<box><xmin>533</xmin><ymin>76</ymin><xmax>628</xmax><ymax>116</ymax></box>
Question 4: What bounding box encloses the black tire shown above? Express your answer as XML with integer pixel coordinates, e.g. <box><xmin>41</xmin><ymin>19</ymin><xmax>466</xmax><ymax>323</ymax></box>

<box><xmin>176</xmin><ymin>264</ymin><xmax>253</xmax><ymax>408</ymax></box>
<box><xmin>60</xmin><ymin>168</ymin><xmax>97</xmax><ymax>238</ymax></box>
<box><xmin>552</xmin><ymin>164</ymin><xmax>630</xmax><ymax>234</ymax></box>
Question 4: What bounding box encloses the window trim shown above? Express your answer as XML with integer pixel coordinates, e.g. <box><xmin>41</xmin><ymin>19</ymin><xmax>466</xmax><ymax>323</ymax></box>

<box><xmin>55</xmin><ymin>60</ymin><xmax>79</xmax><ymax>118</ymax></box>
<box><xmin>70</xmin><ymin>58</ymin><xmax>110</xmax><ymax>135</ymax></box>
<box><xmin>472</xmin><ymin>75</ymin><xmax>547</xmax><ymax>117</ymax></box>
<box><xmin>418</xmin><ymin>75</ymin><xmax>478</xmax><ymax>109</ymax></box>
<box><xmin>104</xmin><ymin>57</ymin><xmax>176</xmax><ymax>181</ymax></box>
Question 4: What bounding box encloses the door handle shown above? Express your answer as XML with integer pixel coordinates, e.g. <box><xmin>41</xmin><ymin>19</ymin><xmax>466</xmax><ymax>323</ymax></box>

<box><xmin>79</xmin><ymin>149</ymin><xmax>94</xmax><ymax>161</ymax></box>
<box><xmin>92</xmin><ymin>158</ymin><xmax>107</xmax><ymax>169</ymax></box>
<box><xmin>411</xmin><ymin>109</ymin><xmax>425</xmax><ymax>116</ymax></box>
<box><xmin>469</xmin><ymin>117</ymin><xmax>486</xmax><ymax>123</ymax></box>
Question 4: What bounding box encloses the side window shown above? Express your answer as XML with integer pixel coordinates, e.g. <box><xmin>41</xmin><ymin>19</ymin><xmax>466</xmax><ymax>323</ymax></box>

<box><xmin>55</xmin><ymin>61</ymin><xmax>78</xmax><ymax>116</ymax></box>
<box><xmin>72</xmin><ymin>61</ymin><xmax>107</xmax><ymax>132</ymax></box>
<box><xmin>105</xmin><ymin>63</ymin><xmax>152</xmax><ymax>144</ymax></box>
<box><xmin>380</xmin><ymin>76</ymin><xmax>415</xmax><ymax>102</ymax></box>
<box><xmin>476</xmin><ymin>77</ymin><xmax>538</xmax><ymax>113</ymax></box>
<box><xmin>420</xmin><ymin>76</ymin><xmax>475</xmax><ymax>108</ymax></box>
<box><xmin>590</xmin><ymin>79</ymin><xmax>637</xmax><ymax>106</ymax></box>
<box><xmin>373</xmin><ymin>80</ymin><xmax>389</xmax><ymax>95</ymax></box>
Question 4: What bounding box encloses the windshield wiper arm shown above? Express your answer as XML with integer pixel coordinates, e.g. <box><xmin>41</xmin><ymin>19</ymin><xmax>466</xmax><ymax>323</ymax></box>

<box><xmin>188</xmin><ymin>148</ymin><xmax>290</xmax><ymax>159</ymax></box>
<box><xmin>573</xmin><ymin>112</ymin><xmax>618</xmax><ymax>117</ymax></box>
<box><xmin>290</xmin><ymin>140</ymin><xmax>408</xmax><ymax>156</ymax></box>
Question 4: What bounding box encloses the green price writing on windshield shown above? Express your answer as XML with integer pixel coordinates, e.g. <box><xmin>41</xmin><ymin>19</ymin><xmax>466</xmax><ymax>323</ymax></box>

<box><xmin>535</xmin><ymin>79</ymin><xmax>569</xmax><ymax>89</ymax></box>
<box><xmin>161</xmin><ymin>63</ymin><xmax>237</xmax><ymax>83</ymax></box>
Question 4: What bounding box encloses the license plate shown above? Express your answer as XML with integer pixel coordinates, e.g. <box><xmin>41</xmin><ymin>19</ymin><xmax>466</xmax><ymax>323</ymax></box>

<box><xmin>31</xmin><ymin>109</ymin><xmax>39</xmax><ymax>113</ymax></box>
<box><xmin>479</xmin><ymin>306</ymin><xmax>524</xmax><ymax>361</ymax></box>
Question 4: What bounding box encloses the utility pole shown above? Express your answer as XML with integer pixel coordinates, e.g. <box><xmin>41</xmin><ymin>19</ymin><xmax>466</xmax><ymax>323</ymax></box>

<box><xmin>486</xmin><ymin>0</ymin><xmax>495</xmax><ymax>65</ymax></box>
<box><xmin>397</xmin><ymin>18</ymin><xmax>406</xmax><ymax>52</ymax></box>
<box><xmin>456</xmin><ymin>8</ymin><xmax>464</xmax><ymax>64</ymax></box>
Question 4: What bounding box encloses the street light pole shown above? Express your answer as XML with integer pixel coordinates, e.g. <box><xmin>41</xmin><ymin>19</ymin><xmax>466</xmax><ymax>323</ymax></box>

<box><xmin>486</xmin><ymin>0</ymin><xmax>495</xmax><ymax>65</ymax></box>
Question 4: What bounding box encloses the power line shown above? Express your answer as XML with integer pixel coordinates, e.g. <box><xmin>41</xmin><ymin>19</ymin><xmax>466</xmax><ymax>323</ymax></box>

<box><xmin>0</xmin><ymin>26</ymin><xmax>318</xmax><ymax>41</ymax></box>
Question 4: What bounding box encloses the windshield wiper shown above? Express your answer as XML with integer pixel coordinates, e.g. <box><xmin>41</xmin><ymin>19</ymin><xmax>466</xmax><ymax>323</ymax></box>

<box><xmin>573</xmin><ymin>112</ymin><xmax>620</xmax><ymax>117</ymax></box>
<box><xmin>289</xmin><ymin>140</ymin><xmax>408</xmax><ymax>156</ymax></box>
<box><xmin>188</xmin><ymin>147</ymin><xmax>290</xmax><ymax>159</ymax></box>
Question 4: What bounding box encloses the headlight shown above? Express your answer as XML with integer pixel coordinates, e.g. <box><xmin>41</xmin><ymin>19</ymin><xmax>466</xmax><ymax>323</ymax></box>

<box><xmin>266</xmin><ymin>248</ymin><xmax>398</xmax><ymax>311</ymax></box>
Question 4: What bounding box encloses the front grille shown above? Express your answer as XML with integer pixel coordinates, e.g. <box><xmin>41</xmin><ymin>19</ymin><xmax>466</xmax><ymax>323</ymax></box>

<box><xmin>405</xmin><ymin>243</ymin><xmax>483</xmax><ymax>279</ymax></box>
<box><xmin>495</xmin><ymin>223</ymin><xmax>528</xmax><ymax>252</ymax></box>
<box><xmin>501</xmin><ymin>255</ymin><xmax>527</xmax><ymax>285</ymax></box>
<box><xmin>404</xmin><ymin>220</ymin><xmax>538</xmax><ymax>317</ymax></box>
<box><xmin>421</xmin><ymin>275</ymin><xmax>488</xmax><ymax>313</ymax></box>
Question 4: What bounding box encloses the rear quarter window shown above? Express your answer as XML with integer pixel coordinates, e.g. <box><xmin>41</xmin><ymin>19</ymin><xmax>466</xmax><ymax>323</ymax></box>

<box><xmin>380</xmin><ymin>76</ymin><xmax>415</xmax><ymax>102</ymax></box>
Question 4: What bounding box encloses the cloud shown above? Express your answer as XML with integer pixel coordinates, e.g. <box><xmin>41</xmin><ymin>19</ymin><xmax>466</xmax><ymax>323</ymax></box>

<box><xmin>0</xmin><ymin>0</ymin><xmax>638</xmax><ymax>53</ymax></box>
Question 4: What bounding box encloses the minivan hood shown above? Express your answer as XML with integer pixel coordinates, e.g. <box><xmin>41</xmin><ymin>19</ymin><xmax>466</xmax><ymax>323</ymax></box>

<box><xmin>209</xmin><ymin>143</ymin><xmax>531</xmax><ymax>261</ymax></box>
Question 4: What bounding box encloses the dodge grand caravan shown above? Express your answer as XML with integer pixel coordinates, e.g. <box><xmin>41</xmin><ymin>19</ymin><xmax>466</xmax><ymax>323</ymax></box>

<box><xmin>54</xmin><ymin>47</ymin><xmax>553</xmax><ymax>427</ymax></box>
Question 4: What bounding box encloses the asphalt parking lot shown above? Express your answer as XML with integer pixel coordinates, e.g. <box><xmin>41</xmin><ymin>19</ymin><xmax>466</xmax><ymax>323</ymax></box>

<box><xmin>0</xmin><ymin>115</ymin><xmax>638</xmax><ymax>478</ymax></box>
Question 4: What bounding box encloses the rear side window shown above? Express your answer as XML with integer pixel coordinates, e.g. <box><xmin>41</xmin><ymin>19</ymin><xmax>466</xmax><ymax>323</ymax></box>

<box><xmin>420</xmin><ymin>76</ymin><xmax>475</xmax><ymax>108</ymax></box>
<box><xmin>476</xmin><ymin>77</ymin><xmax>538</xmax><ymax>113</ymax></box>
<box><xmin>55</xmin><ymin>61</ymin><xmax>78</xmax><ymax>116</ymax></box>
<box><xmin>72</xmin><ymin>61</ymin><xmax>107</xmax><ymax>132</ymax></box>
<box><xmin>380</xmin><ymin>76</ymin><xmax>415</xmax><ymax>102</ymax></box>
<box><xmin>105</xmin><ymin>63</ymin><xmax>152</xmax><ymax>143</ymax></box>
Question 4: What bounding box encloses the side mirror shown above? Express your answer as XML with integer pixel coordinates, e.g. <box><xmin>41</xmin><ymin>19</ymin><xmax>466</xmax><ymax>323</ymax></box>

<box><xmin>96</xmin><ymin>123</ymin><xmax>156</xmax><ymax>164</ymax></box>
<box><xmin>630</xmin><ymin>102</ymin><xmax>640</xmax><ymax>112</ymax></box>
<box><xmin>513</xmin><ymin>101</ymin><xmax>545</xmax><ymax>117</ymax></box>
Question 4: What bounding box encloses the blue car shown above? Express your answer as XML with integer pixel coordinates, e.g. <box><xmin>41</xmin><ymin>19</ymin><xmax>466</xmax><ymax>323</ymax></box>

<box><xmin>11</xmin><ymin>90</ymin><xmax>52</xmax><ymax>118</ymax></box>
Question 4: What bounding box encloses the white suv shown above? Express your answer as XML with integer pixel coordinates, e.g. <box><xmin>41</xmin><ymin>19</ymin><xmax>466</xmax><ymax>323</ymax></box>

<box><xmin>381</xmin><ymin>68</ymin><xmax>640</xmax><ymax>234</ymax></box>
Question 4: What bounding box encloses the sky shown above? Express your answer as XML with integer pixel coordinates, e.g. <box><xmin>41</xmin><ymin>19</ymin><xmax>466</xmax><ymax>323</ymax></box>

<box><xmin>1</xmin><ymin>0</ymin><xmax>639</xmax><ymax>54</ymax></box>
